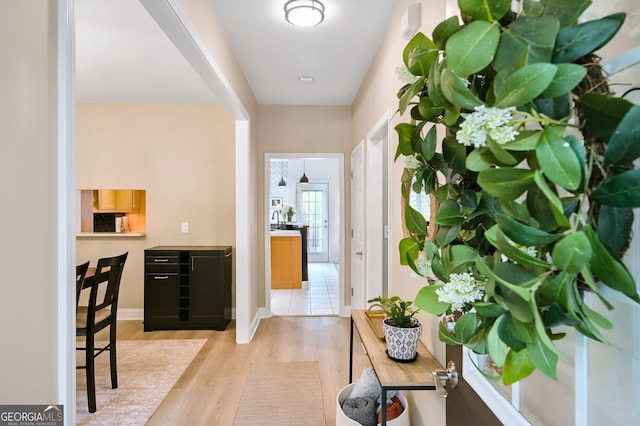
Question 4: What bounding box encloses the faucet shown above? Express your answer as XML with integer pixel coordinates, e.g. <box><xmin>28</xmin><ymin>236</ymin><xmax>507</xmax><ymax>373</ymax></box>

<box><xmin>271</xmin><ymin>210</ymin><xmax>281</xmax><ymax>227</ymax></box>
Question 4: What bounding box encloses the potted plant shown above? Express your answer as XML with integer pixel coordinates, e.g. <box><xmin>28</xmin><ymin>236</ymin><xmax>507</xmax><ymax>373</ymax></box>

<box><xmin>395</xmin><ymin>0</ymin><xmax>639</xmax><ymax>385</ymax></box>
<box><xmin>278</xmin><ymin>204</ymin><xmax>295</xmax><ymax>224</ymax></box>
<box><xmin>369</xmin><ymin>296</ymin><xmax>422</xmax><ymax>362</ymax></box>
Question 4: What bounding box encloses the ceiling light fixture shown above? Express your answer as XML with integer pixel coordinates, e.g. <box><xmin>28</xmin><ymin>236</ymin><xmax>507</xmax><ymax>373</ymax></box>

<box><xmin>278</xmin><ymin>160</ymin><xmax>287</xmax><ymax>186</ymax></box>
<box><xmin>284</xmin><ymin>0</ymin><xmax>325</xmax><ymax>27</ymax></box>
<box><xmin>299</xmin><ymin>160</ymin><xmax>309</xmax><ymax>184</ymax></box>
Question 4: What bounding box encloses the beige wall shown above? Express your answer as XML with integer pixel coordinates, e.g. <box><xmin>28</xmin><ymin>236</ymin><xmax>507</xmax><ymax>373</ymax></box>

<box><xmin>178</xmin><ymin>0</ymin><xmax>262</xmax><ymax>331</ymax></box>
<box><xmin>76</xmin><ymin>103</ymin><xmax>236</xmax><ymax>311</ymax></box>
<box><xmin>351</xmin><ymin>1</ymin><xmax>449</xmax><ymax>424</ymax></box>
<box><xmin>0</xmin><ymin>0</ymin><xmax>63</xmax><ymax>404</ymax></box>
<box><xmin>258</xmin><ymin>105</ymin><xmax>352</xmax><ymax>305</ymax></box>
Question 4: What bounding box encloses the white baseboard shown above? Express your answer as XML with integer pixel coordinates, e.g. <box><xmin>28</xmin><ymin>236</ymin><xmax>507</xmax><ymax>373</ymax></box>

<box><xmin>236</xmin><ymin>307</ymin><xmax>267</xmax><ymax>344</ymax></box>
<box><xmin>117</xmin><ymin>308</ymin><xmax>144</xmax><ymax>320</ymax></box>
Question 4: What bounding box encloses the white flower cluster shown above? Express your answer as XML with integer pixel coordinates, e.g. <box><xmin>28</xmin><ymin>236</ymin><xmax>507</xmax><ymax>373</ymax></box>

<box><xmin>456</xmin><ymin>105</ymin><xmax>519</xmax><ymax>148</ymax></box>
<box><xmin>395</xmin><ymin>65</ymin><xmax>420</xmax><ymax>84</ymax></box>
<box><xmin>405</xmin><ymin>156</ymin><xmax>422</xmax><ymax>170</ymax></box>
<box><xmin>414</xmin><ymin>250</ymin><xmax>433</xmax><ymax>277</ymax></box>
<box><xmin>277</xmin><ymin>204</ymin><xmax>295</xmax><ymax>217</ymax></box>
<box><xmin>436</xmin><ymin>272</ymin><xmax>484</xmax><ymax>313</ymax></box>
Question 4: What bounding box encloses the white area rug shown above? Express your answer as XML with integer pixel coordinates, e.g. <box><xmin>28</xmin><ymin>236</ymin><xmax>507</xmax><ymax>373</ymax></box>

<box><xmin>233</xmin><ymin>361</ymin><xmax>326</xmax><ymax>425</ymax></box>
<box><xmin>76</xmin><ymin>339</ymin><xmax>206</xmax><ymax>425</ymax></box>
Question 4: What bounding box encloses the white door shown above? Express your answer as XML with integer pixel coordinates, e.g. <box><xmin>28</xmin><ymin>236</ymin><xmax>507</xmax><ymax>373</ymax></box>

<box><xmin>297</xmin><ymin>183</ymin><xmax>329</xmax><ymax>262</ymax></box>
<box><xmin>351</xmin><ymin>142</ymin><xmax>365</xmax><ymax>310</ymax></box>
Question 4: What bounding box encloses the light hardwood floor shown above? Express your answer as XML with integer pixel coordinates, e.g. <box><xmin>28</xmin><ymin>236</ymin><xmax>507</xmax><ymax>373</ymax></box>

<box><xmin>101</xmin><ymin>317</ymin><xmax>370</xmax><ymax>425</ymax></box>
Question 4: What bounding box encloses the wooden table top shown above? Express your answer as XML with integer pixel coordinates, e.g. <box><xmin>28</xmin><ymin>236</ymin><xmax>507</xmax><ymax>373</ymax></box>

<box><xmin>352</xmin><ymin>309</ymin><xmax>442</xmax><ymax>387</ymax></box>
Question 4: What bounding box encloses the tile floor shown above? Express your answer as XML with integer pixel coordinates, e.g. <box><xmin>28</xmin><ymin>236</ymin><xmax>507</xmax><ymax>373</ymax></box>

<box><xmin>271</xmin><ymin>262</ymin><xmax>340</xmax><ymax>316</ymax></box>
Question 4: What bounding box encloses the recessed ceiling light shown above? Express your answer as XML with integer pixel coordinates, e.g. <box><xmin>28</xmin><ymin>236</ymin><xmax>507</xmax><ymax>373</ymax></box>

<box><xmin>298</xmin><ymin>76</ymin><xmax>315</xmax><ymax>83</ymax></box>
<box><xmin>284</xmin><ymin>0</ymin><xmax>325</xmax><ymax>27</ymax></box>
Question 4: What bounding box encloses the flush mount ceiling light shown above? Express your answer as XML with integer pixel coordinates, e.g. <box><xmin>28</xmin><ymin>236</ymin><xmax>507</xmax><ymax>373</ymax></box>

<box><xmin>284</xmin><ymin>0</ymin><xmax>325</xmax><ymax>27</ymax></box>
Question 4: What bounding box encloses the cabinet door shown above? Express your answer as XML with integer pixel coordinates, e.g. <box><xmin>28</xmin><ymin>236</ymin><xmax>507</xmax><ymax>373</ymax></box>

<box><xmin>97</xmin><ymin>190</ymin><xmax>116</xmax><ymax>210</ymax></box>
<box><xmin>144</xmin><ymin>274</ymin><xmax>179</xmax><ymax>326</ymax></box>
<box><xmin>190</xmin><ymin>254</ymin><xmax>224</xmax><ymax>322</ymax></box>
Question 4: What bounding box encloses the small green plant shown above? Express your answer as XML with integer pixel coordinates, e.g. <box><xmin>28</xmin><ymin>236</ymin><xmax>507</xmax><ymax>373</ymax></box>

<box><xmin>368</xmin><ymin>296</ymin><xmax>420</xmax><ymax>328</ymax></box>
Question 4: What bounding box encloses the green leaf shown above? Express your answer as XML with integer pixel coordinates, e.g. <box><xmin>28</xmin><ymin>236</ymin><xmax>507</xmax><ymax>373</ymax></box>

<box><xmin>404</xmin><ymin>203</ymin><xmax>428</xmax><ymax>236</ymax></box>
<box><xmin>399</xmin><ymin>237</ymin><xmax>421</xmax><ymax>266</ymax></box>
<box><xmin>440</xmin><ymin>68</ymin><xmax>484</xmax><ymax>110</ymax></box>
<box><xmin>495</xmin><ymin>213</ymin><xmax>562</xmax><ymax>246</ymax></box>
<box><xmin>436</xmin><ymin>207</ymin><xmax>465</xmax><ymax>226</ymax></box>
<box><xmin>433</xmin><ymin>16</ymin><xmax>460</xmax><ymax>50</ymax></box>
<box><xmin>551</xmin><ymin>232</ymin><xmax>592</xmax><ymax>273</ymax></box>
<box><xmin>497</xmin><ymin>314</ymin><xmax>526</xmax><ymax>350</ymax></box>
<box><xmin>539</xmin><ymin>64</ymin><xmax>586</xmax><ymax>98</ymax></box>
<box><xmin>436</xmin><ymin>224</ymin><xmax>462</xmax><ymax>247</ymax></box>
<box><xmin>415</xmin><ymin>285</ymin><xmax>450</xmax><ymax>315</ymax></box>
<box><xmin>399</xmin><ymin>78</ymin><xmax>426</xmax><ymax>115</ymax></box>
<box><xmin>552</xmin><ymin>13</ymin><xmax>627</xmax><ymax>63</ymax></box>
<box><xmin>443</xmin><ymin>135</ymin><xmax>467</xmax><ymax>175</ymax></box>
<box><xmin>502</xmin><ymin>130</ymin><xmax>541</xmax><ymax>151</ymax></box>
<box><xmin>486</xmin><ymin>139</ymin><xmax>518</xmax><ymax>166</ymax></box>
<box><xmin>428</xmin><ymin>58</ymin><xmax>446</xmax><ymax>106</ymax></box>
<box><xmin>597</xmin><ymin>205</ymin><xmax>633</xmax><ymax>253</ymax></box>
<box><xmin>536</xmin><ymin>127</ymin><xmax>583</xmax><ymax>191</ymax></box>
<box><xmin>472</xmin><ymin>302</ymin><xmax>507</xmax><ymax>318</ymax></box>
<box><xmin>495</xmin><ymin>63</ymin><xmax>557</xmax><ymax>108</ymax></box>
<box><xmin>493</xmin><ymin>16</ymin><xmax>559</xmax><ymax>74</ymax></box>
<box><xmin>477</xmin><ymin>168</ymin><xmax>535</xmax><ymax>200</ymax></box>
<box><xmin>455</xmin><ymin>313</ymin><xmax>478</xmax><ymax>343</ymax></box>
<box><xmin>590</xmin><ymin>169</ymin><xmax>640</xmax><ymax>208</ymax></box>
<box><xmin>533</xmin><ymin>94</ymin><xmax>571</xmax><ymax>120</ymax></box>
<box><xmin>530</xmin><ymin>298</ymin><xmax>563</xmax><ymax>359</ymax></box>
<box><xmin>526</xmin><ymin>325</ymin><xmax>558</xmax><ymax>380</ymax></box>
<box><xmin>476</xmin><ymin>259</ymin><xmax>534</xmax><ymax>302</ymax></box>
<box><xmin>417</xmin><ymin>96</ymin><xmax>445</xmax><ymax>122</ymax></box>
<box><xmin>395</xmin><ymin>123</ymin><xmax>415</xmax><ymax>159</ymax></box>
<box><xmin>438</xmin><ymin>320</ymin><xmax>462</xmax><ymax>345</ymax></box>
<box><xmin>448</xmin><ymin>245</ymin><xmax>480</xmax><ymax>272</ymax></box>
<box><xmin>487</xmin><ymin>315</ymin><xmax>508</xmax><ymax>367</ymax></box>
<box><xmin>403</xmin><ymin>32</ymin><xmax>439</xmax><ymax>76</ymax></box>
<box><xmin>485</xmin><ymin>225</ymin><xmax>550</xmax><ymax>267</ymax></box>
<box><xmin>421</xmin><ymin>125</ymin><xmax>437</xmax><ymax>161</ymax></box>
<box><xmin>537</xmin><ymin>0</ymin><xmax>591</xmax><ymax>28</ymax></box>
<box><xmin>458</xmin><ymin>0</ymin><xmax>511</xmax><ymax>22</ymax></box>
<box><xmin>446</xmin><ymin>21</ymin><xmax>500</xmax><ymax>77</ymax></box>
<box><xmin>466</xmin><ymin>149</ymin><xmax>494</xmax><ymax>172</ymax></box>
<box><xmin>586</xmin><ymin>225</ymin><xmax>640</xmax><ymax>302</ymax></box>
<box><xmin>579</xmin><ymin>93</ymin><xmax>634</xmax><ymax>140</ymax></box>
<box><xmin>533</xmin><ymin>171</ymin><xmax>571</xmax><ymax>228</ymax></box>
<box><xmin>503</xmin><ymin>348</ymin><xmax>535</xmax><ymax>385</ymax></box>
<box><xmin>582</xmin><ymin>304</ymin><xmax>613</xmax><ymax>330</ymax></box>
<box><xmin>604</xmin><ymin>105</ymin><xmax>640</xmax><ymax>166</ymax></box>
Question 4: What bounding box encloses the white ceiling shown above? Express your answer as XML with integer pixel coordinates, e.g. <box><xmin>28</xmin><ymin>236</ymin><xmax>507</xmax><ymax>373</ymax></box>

<box><xmin>75</xmin><ymin>0</ymin><xmax>398</xmax><ymax>106</ymax></box>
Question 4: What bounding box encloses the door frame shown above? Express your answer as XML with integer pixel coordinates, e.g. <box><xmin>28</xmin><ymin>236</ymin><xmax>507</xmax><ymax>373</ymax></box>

<box><xmin>350</xmin><ymin>142</ymin><xmax>365</xmax><ymax>310</ymax></box>
<box><xmin>264</xmin><ymin>153</ymin><xmax>345</xmax><ymax>316</ymax></box>
<box><xmin>365</xmin><ymin>111</ymin><xmax>392</xmax><ymax>301</ymax></box>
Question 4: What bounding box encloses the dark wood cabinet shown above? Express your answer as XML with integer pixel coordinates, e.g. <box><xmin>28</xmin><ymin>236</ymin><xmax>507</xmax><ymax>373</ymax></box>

<box><xmin>144</xmin><ymin>245</ymin><xmax>232</xmax><ymax>331</ymax></box>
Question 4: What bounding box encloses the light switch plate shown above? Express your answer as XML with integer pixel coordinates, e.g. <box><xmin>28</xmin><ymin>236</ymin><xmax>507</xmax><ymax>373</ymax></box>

<box><xmin>181</xmin><ymin>222</ymin><xmax>189</xmax><ymax>233</ymax></box>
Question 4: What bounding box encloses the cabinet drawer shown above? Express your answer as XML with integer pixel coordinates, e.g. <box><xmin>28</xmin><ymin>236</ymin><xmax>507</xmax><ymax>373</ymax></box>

<box><xmin>145</xmin><ymin>253</ymin><xmax>179</xmax><ymax>273</ymax></box>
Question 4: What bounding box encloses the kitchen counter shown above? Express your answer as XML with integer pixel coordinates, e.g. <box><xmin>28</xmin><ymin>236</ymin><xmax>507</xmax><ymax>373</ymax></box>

<box><xmin>270</xmin><ymin>230</ymin><xmax>301</xmax><ymax>236</ymax></box>
<box><xmin>271</xmin><ymin>233</ymin><xmax>302</xmax><ymax>289</ymax></box>
<box><xmin>76</xmin><ymin>232</ymin><xmax>146</xmax><ymax>238</ymax></box>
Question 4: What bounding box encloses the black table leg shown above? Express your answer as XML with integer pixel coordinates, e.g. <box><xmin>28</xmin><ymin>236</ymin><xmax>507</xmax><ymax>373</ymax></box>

<box><xmin>349</xmin><ymin>316</ymin><xmax>354</xmax><ymax>383</ymax></box>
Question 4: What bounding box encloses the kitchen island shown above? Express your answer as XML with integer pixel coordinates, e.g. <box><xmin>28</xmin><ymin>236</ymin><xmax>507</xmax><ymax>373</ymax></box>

<box><xmin>270</xmin><ymin>230</ymin><xmax>303</xmax><ymax>289</ymax></box>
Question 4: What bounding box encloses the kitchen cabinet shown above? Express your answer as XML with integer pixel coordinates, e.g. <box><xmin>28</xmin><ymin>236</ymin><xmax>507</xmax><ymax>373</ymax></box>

<box><xmin>271</xmin><ymin>234</ymin><xmax>302</xmax><ymax>289</ymax></box>
<box><xmin>95</xmin><ymin>189</ymin><xmax>140</xmax><ymax>211</ymax></box>
<box><xmin>144</xmin><ymin>246</ymin><xmax>232</xmax><ymax>331</ymax></box>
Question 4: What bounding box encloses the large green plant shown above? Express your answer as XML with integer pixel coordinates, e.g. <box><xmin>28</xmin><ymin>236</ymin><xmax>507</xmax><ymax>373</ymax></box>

<box><xmin>396</xmin><ymin>0</ymin><xmax>640</xmax><ymax>385</ymax></box>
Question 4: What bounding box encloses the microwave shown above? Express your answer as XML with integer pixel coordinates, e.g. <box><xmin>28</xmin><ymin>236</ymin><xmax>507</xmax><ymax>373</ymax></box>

<box><xmin>93</xmin><ymin>213</ymin><xmax>124</xmax><ymax>232</ymax></box>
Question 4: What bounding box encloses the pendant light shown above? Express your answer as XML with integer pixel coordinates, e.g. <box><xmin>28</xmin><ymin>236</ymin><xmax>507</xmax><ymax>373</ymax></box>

<box><xmin>299</xmin><ymin>160</ymin><xmax>309</xmax><ymax>184</ymax></box>
<box><xmin>278</xmin><ymin>160</ymin><xmax>287</xmax><ymax>186</ymax></box>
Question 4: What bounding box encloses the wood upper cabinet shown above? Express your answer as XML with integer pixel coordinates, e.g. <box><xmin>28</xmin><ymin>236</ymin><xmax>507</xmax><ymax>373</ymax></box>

<box><xmin>95</xmin><ymin>189</ymin><xmax>140</xmax><ymax>211</ymax></box>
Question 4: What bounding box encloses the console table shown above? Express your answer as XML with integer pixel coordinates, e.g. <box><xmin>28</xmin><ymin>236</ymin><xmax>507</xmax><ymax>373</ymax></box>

<box><xmin>349</xmin><ymin>310</ymin><xmax>444</xmax><ymax>425</ymax></box>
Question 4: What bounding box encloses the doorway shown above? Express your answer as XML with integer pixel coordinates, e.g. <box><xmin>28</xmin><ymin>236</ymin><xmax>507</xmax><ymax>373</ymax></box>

<box><xmin>265</xmin><ymin>153</ymin><xmax>345</xmax><ymax>317</ymax></box>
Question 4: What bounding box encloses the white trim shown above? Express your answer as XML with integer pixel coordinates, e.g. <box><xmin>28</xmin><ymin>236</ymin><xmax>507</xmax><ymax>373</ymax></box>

<box><xmin>58</xmin><ymin>1</ymin><xmax>75</xmax><ymax>423</ymax></box>
<box><xmin>463</xmin><ymin>348</ymin><xmax>531</xmax><ymax>426</ymax></box>
<box><xmin>139</xmin><ymin>0</ymin><xmax>254</xmax><ymax>345</ymax></box>
<box><xmin>117</xmin><ymin>309</ymin><xmax>144</xmax><ymax>320</ymax></box>
<box><xmin>365</xmin><ymin>110</ymin><xmax>392</xmax><ymax>300</ymax></box>
<box><xmin>264</xmin><ymin>153</ymin><xmax>346</xmax><ymax>317</ymax></box>
<box><xmin>237</xmin><ymin>307</ymin><xmax>267</xmax><ymax>344</ymax></box>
